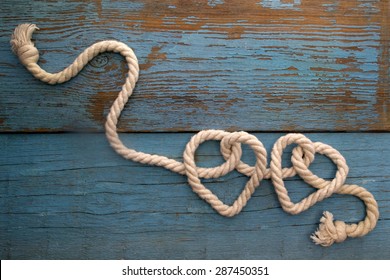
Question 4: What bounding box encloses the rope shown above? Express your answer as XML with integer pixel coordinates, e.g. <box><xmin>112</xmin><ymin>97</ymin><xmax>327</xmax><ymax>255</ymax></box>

<box><xmin>10</xmin><ymin>23</ymin><xmax>379</xmax><ymax>247</ymax></box>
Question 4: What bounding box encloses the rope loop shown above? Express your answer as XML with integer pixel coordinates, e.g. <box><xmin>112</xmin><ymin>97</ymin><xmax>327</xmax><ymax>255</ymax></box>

<box><xmin>10</xmin><ymin>23</ymin><xmax>379</xmax><ymax>246</ymax></box>
<box><xmin>183</xmin><ymin>130</ymin><xmax>267</xmax><ymax>217</ymax></box>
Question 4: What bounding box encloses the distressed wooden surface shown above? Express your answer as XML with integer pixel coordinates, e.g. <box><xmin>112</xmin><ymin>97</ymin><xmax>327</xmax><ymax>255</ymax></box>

<box><xmin>0</xmin><ymin>0</ymin><xmax>389</xmax><ymax>132</ymax></box>
<box><xmin>1</xmin><ymin>0</ymin><xmax>389</xmax><ymax>260</ymax></box>
<box><xmin>1</xmin><ymin>133</ymin><xmax>389</xmax><ymax>259</ymax></box>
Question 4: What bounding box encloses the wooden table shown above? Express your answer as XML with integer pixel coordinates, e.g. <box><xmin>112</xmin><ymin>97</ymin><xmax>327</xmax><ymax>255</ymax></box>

<box><xmin>1</xmin><ymin>0</ymin><xmax>389</xmax><ymax>259</ymax></box>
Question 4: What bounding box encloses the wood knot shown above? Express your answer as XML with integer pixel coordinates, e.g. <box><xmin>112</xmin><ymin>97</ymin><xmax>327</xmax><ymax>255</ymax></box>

<box><xmin>89</xmin><ymin>54</ymin><xmax>109</xmax><ymax>68</ymax></box>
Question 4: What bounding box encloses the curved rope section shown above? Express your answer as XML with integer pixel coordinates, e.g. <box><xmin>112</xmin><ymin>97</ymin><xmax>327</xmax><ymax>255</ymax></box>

<box><xmin>11</xmin><ymin>23</ymin><xmax>379</xmax><ymax>247</ymax></box>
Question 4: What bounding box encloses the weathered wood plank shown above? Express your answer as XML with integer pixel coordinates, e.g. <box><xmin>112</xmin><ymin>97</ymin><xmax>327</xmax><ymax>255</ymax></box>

<box><xmin>1</xmin><ymin>133</ymin><xmax>389</xmax><ymax>259</ymax></box>
<box><xmin>0</xmin><ymin>0</ymin><xmax>388</xmax><ymax>132</ymax></box>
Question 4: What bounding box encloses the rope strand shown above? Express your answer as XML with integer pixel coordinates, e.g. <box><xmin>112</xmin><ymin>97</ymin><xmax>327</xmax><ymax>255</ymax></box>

<box><xmin>11</xmin><ymin>23</ymin><xmax>379</xmax><ymax>247</ymax></box>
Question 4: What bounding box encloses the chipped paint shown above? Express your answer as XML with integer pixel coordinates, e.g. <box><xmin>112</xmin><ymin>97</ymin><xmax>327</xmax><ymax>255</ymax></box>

<box><xmin>208</xmin><ymin>0</ymin><xmax>225</xmax><ymax>7</ymax></box>
<box><xmin>89</xmin><ymin>54</ymin><xmax>109</xmax><ymax>68</ymax></box>
<box><xmin>375</xmin><ymin>0</ymin><xmax>390</xmax><ymax>129</ymax></box>
<box><xmin>227</xmin><ymin>25</ymin><xmax>245</xmax><ymax>40</ymax></box>
<box><xmin>1</xmin><ymin>0</ymin><xmax>388</xmax><ymax>132</ymax></box>
<box><xmin>87</xmin><ymin>91</ymin><xmax>118</xmax><ymax>125</ymax></box>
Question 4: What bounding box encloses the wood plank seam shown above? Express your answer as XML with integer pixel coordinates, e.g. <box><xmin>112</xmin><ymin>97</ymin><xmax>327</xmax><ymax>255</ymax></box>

<box><xmin>9</xmin><ymin>23</ymin><xmax>380</xmax><ymax>247</ymax></box>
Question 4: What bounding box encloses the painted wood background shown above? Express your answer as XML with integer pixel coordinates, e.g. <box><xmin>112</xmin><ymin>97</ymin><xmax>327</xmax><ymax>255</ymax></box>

<box><xmin>0</xmin><ymin>0</ymin><xmax>389</xmax><ymax>259</ymax></box>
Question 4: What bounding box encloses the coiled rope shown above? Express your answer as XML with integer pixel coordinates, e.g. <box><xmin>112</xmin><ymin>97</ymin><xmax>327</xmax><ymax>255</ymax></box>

<box><xmin>11</xmin><ymin>23</ymin><xmax>379</xmax><ymax>247</ymax></box>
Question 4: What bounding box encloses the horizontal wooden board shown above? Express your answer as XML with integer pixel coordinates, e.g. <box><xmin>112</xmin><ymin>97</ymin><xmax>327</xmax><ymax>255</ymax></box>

<box><xmin>0</xmin><ymin>0</ymin><xmax>389</xmax><ymax>132</ymax></box>
<box><xmin>1</xmin><ymin>133</ymin><xmax>389</xmax><ymax>259</ymax></box>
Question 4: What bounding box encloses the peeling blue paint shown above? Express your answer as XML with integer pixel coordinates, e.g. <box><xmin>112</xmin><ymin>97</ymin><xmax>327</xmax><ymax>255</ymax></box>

<box><xmin>208</xmin><ymin>0</ymin><xmax>225</xmax><ymax>7</ymax></box>
<box><xmin>322</xmin><ymin>2</ymin><xmax>339</xmax><ymax>13</ymax></box>
<box><xmin>259</xmin><ymin>0</ymin><xmax>301</xmax><ymax>10</ymax></box>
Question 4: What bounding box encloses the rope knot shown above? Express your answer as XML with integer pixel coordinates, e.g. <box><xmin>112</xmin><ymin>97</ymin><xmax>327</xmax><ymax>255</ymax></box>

<box><xmin>10</xmin><ymin>24</ymin><xmax>40</xmax><ymax>66</ymax></box>
<box><xmin>311</xmin><ymin>211</ymin><xmax>347</xmax><ymax>247</ymax></box>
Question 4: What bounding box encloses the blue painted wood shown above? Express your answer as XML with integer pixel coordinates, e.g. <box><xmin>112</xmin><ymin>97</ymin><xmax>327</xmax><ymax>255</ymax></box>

<box><xmin>0</xmin><ymin>0</ymin><xmax>389</xmax><ymax>132</ymax></box>
<box><xmin>1</xmin><ymin>133</ymin><xmax>389</xmax><ymax>259</ymax></box>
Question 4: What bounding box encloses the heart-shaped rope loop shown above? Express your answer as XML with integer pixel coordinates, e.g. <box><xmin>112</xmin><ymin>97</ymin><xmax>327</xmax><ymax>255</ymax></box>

<box><xmin>11</xmin><ymin>23</ymin><xmax>379</xmax><ymax>247</ymax></box>
<box><xmin>183</xmin><ymin>130</ymin><xmax>267</xmax><ymax>217</ymax></box>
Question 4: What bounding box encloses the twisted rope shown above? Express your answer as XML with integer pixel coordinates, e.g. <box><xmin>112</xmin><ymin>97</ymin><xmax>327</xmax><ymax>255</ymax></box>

<box><xmin>11</xmin><ymin>23</ymin><xmax>379</xmax><ymax>247</ymax></box>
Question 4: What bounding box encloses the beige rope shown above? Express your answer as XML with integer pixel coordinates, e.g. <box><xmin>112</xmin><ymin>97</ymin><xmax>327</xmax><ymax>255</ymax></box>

<box><xmin>10</xmin><ymin>23</ymin><xmax>379</xmax><ymax>247</ymax></box>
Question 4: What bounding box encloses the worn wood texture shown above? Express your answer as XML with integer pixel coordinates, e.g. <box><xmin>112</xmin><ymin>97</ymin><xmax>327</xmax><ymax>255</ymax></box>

<box><xmin>0</xmin><ymin>0</ymin><xmax>389</xmax><ymax>132</ymax></box>
<box><xmin>1</xmin><ymin>0</ymin><xmax>389</xmax><ymax>260</ymax></box>
<box><xmin>1</xmin><ymin>133</ymin><xmax>389</xmax><ymax>259</ymax></box>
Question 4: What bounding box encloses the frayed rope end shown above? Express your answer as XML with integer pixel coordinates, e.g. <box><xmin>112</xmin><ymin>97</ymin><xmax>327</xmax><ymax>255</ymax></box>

<box><xmin>10</xmin><ymin>23</ymin><xmax>39</xmax><ymax>55</ymax></box>
<box><xmin>10</xmin><ymin>24</ymin><xmax>40</xmax><ymax>66</ymax></box>
<box><xmin>311</xmin><ymin>211</ymin><xmax>348</xmax><ymax>247</ymax></box>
